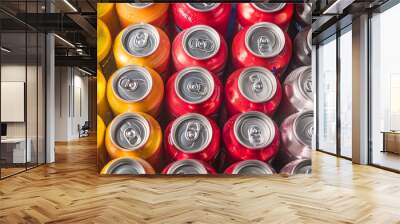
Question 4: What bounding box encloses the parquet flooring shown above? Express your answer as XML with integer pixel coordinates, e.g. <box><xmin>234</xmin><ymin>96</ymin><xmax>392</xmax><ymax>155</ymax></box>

<box><xmin>1</xmin><ymin>136</ymin><xmax>400</xmax><ymax>224</ymax></box>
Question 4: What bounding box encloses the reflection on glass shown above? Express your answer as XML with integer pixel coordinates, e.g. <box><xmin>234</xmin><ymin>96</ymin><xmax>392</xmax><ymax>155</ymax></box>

<box><xmin>340</xmin><ymin>29</ymin><xmax>352</xmax><ymax>158</ymax></box>
<box><xmin>371</xmin><ymin>4</ymin><xmax>400</xmax><ymax>171</ymax></box>
<box><xmin>317</xmin><ymin>37</ymin><xmax>337</xmax><ymax>154</ymax></box>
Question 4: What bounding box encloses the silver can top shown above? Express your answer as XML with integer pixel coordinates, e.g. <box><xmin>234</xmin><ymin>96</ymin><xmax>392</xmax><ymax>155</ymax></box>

<box><xmin>122</xmin><ymin>23</ymin><xmax>159</xmax><ymax>58</ymax></box>
<box><xmin>104</xmin><ymin>157</ymin><xmax>146</xmax><ymax>175</ymax></box>
<box><xmin>128</xmin><ymin>3</ymin><xmax>153</xmax><ymax>8</ymax></box>
<box><xmin>307</xmin><ymin>28</ymin><xmax>312</xmax><ymax>52</ymax></box>
<box><xmin>187</xmin><ymin>3</ymin><xmax>220</xmax><ymax>11</ymax></box>
<box><xmin>112</xmin><ymin>65</ymin><xmax>152</xmax><ymax>102</ymax></box>
<box><xmin>284</xmin><ymin>159</ymin><xmax>312</xmax><ymax>175</ymax></box>
<box><xmin>110</xmin><ymin>112</ymin><xmax>150</xmax><ymax>151</ymax></box>
<box><xmin>296</xmin><ymin>3</ymin><xmax>312</xmax><ymax>25</ymax></box>
<box><xmin>182</xmin><ymin>25</ymin><xmax>221</xmax><ymax>60</ymax></box>
<box><xmin>234</xmin><ymin>111</ymin><xmax>275</xmax><ymax>149</ymax></box>
<box><xmin>245</xmin><ymin>22</ymin><xmax>285</xmax><ymax>58</ymax></box>
<box><xmin>175</xmin><ymin>67</ymin><xmax>214</xmax><ymax>104</ymax></box>
<box><xmin>166</xmin><ymin>159</ymin><xmax>208</xmax><ymax>174</ymax></box>
<box><xmin>170</xmin><ymin>113</ymin><xmax>212</xmax><ymax>153</ymax></box>
<box><xmin>238</xmin><ymin>66</ymin><xmax>277</xmax><ymax>103</ymax></box>
<box><xmin>298</xmin><ymin>66</ymin><xmax>313</xmax><ymax>100</ymax></box>
<box><xmin>293</xmin><ymin>110</ymin><xmax>313</xmax><ymax>147</ymax></box>
<box><xmin>232</xmin><ymin>160</ymin><xmax>275</xmax><ymax>175</ymax></box>
<box><xmin>251</xmin><ymin>3</ymin><xmax>286</xmax><ymax>12</ymax></box>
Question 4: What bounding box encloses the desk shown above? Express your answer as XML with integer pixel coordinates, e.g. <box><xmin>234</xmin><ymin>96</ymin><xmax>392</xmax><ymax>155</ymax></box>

<box><xmin>1</xmin><ymin>138</ymin><xmax>32</xmax><ymax>163</ymax></box>
<box><xmin>381</xmin><ymin>131</ymin><xmax>400</xmax><ymax>155</ymax></box>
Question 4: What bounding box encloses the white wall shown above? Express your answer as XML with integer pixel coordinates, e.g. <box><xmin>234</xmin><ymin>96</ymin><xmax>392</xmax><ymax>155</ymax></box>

<box><xmin>54</xmin><ymin>66</ymin><xmax>89</xmax><ymax>141</ymax></box>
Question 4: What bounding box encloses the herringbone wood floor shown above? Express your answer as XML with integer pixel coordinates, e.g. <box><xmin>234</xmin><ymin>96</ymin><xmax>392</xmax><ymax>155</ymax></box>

<box><xmin>1</xmin><ymin>136</ymin><xmax>400</xmax><ymax>224</ymax></box>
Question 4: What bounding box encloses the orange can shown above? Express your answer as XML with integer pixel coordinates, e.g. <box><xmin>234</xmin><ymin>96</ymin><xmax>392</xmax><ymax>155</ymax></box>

<box><xmin>97</xmin><ymin>3</ymin><xmax>120</xmax><ymax>39</ymax></box>
<box><xmin>101</xmin><ymin>156</ymin><xmax>155</xmax><ymax>175</ymax></box>
<box><xmin>97</xmin><ymin>68</ymin><xmax>113</xmax><ymax>124</ymax></box>
<box><xmin>106</xmin><ymin>65</ymin><xmax>164</xmax><ymax>117</ymax></box>
<box><xmin>97</xmin><ymin>19</ymin><xmax>115</xmax><ymax>78</ymax></box>
<box><xmin>97</xmin><ymin>115</ymin><xmax>109</xmax><ymax>171</ymax></box>
<box><xmin>105</xmin><ymin>112</ymin><xmax>162</xmax><ymax>170</ymax></box>
<box><xmin>116</xmin><ymin>3</ymin><xmax>169</xmax><ymax>30</ymax></box>
<box><xmin>113</xmin><ymin>23</ymin><xmax>170</xmax><ymax>80</ymax></box>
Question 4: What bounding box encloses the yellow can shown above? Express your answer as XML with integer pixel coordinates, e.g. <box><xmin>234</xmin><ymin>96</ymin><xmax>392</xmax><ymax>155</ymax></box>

<box><xmin>97</xmin><ymin>115</ymin><xmax>109</xmax><ymax>171</ymax></box>
<box><xmin>101</xmin><ymin>156</ymin><xmax>155</xmax><ymax>175</ymax></box>
<box><xmin>106</xmin><ymin>65</ymin><xmax>164</xmax><ymax>117</ymax></box>
<box><xmin>97</xmin><ymin>19</ymin><xmax>115</xmax><ymax>78</ymax></box>
<box><xmin>105</xmin><ymin>112</ymin><xmax>163</xmax><ymax>170</ymax></box>
<box><xmin>97</xmin><ymin>68</ymin><xmax>112</xmax><ymax>124</ymax></box>
<box><xmin>97</xmin><ymin>3</ymin><xmax>120</xmax><ymax>39</ymax></box>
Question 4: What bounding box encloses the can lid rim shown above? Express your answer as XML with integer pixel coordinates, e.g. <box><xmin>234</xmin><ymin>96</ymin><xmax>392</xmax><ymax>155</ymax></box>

<box><xmin>251</xmin><ymin>3</ymin><xmax>286</xmax><ymax>13</ymax></box>
<box><xmin>111</xmin><ymin>65</ymin><xmax>153</xmax><ymax>103</ymax></box>
<box><xmin>284</xmin><ymin>159</ymin><xmax>312</xmax><ymax>175</ymax></box>
<box><xmin>186</xmin><ymin>3</ymin><xmax>221</xmax><ymax>12</ymax></box>
<box><xmin>232</xmin><ymin>160</ymin><xmax>275</xmax><ymax>175</ymax></box>
<box><xmin>174</xmin><ymin>66</ymin><xmax>215</xmax><ymax>105</ymax></box>
<box><xmin>170</xmin><ymin>113</ymin><xmax>212</xmax><ymax>153</ymax></box>
<box><xmin>233</xmin><ymin>111</ymin><xmax>275</xmax><ymax>149</ymax></box>
<box><xmin>127</xmin><ymin>3</ymin><xmax>154</xmax><ymax>8</ymax></box>
<box><xmin>293</xmin><ymin>110</ymin><xmax>313</xmax><ymax>147</ymax></box>
<box><xmin>121</xmin><ymin>23</ymin><xmax>160</xmax><ymax>58</ymax></box>
<box><xmin>167</xmin><ymin>159</ymin><xmax>208</xmax><ymax>174</ymax></box>
<box><xmin>182</xmin><ymin>25</ymin><xmax>221</xmax><ymax>60</ymax></box>
<box><xmin>245</xmin><ymin>22</ymin><xmax>285</xmax><ymax>59</ymax></box>
<box><xmin>105</xmin><ymin>157</ymin><xmax>146</xmax><ymax>174</ymax></box>
<box><xmin>238</xmin><ymin>66</ymin><xmax>277</xmax><ymax>103</ymax></box>
<box><xmin>109</xmin><ymin>112</ymin><xmax>150</xmax><ymax>151</ymax></box>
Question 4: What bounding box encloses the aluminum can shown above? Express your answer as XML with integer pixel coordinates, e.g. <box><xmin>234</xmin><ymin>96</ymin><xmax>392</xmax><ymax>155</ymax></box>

<box><xmin>97</xmin><ymin>3</ymin><xmax>120</xmax><ymax>38</ymax></box>
<box><xmin>237</xmin><ymin>3</ymin><xmax>294</xmax><ymax>31</ymax></box>
<box><xmin>105</xmin><ymin>112</ymin><xmax>162</xmax><ymax>169</ymax></box>
<box><xmin>280</xmin><ymin>110</ymin><xmax>313</xmax><ymax>163</ymax></box>
<box><xmin>293</xmin><ymin>28</ymin><xmax>312</xmax><ymax>66</ymax></box>
<box><xmin>172</xmin><ymin>25</ymin><xmax>228</xmax><ymax>77</ymax></box>
<box><xmin>164</xmin><ymin>113</ymin><xmax>220</xmax><ymax>163</ymax></box>
<box><xmin>113</xmin><ymin>23</ymin><xmax>170</xmax><ymax>80</ymax></box>
<box><xmin>280</xmin><ymin>159</ymin><xmax>311</xmax><ymax>176</ymax></box>
<box><xmin>116</xmin><ymin>3</ymin><xmax>169</xmax><ymax>31</ymax></box>
<box><xmin>225</xmin><ymin>66</ymin><xmax>282</xmax><ymax>117</ymax></box>
<box><xmin>172</xmin><ymin>3</ymin><xmax>231</xmax><ymax>36</ymax></box>
<box><xmin>280</xmin><ymin>66</ymin><xmax>313</xmax><ymax>117</ymax></box>
<box><xmin>107</xmin><ymin>65</ymin><xmax>164</xmax><ymax>117</ymax></box>
<box><xmin>232</xmin><ymin>22</ymin><xmax>292</xmax><ymax>78</ymax></box>
<box><xmin>101</xmin><ymin>156</ymin><xmax>155</xmax><ymax>175</ymax></box>
<box><xmin>294</xmin><ymin>3</ymin><xmax>312</xmax><ymax>32</ymax></box>
<box><xmin>97</xmin><ymin>68</ymin><xmax>112</xmax><ymax>124</ymax></box>
<box><xmin>166</xmin><ymin>66</ymin><xmax>223</xmax><ymax>118</ymax></box>
<box><xmin>223</xmin><ymin>111</ymin><xmax>280</xmax><ymax>163</ymax></box>
<box><xmin>224</xmin><ymin>160</ymin><xmax>275</xmax><ymax>175</ymax></box>
<box><xmin>97</xmin><ymin>115</ymin><xmax>109</xmax><ymax>171</ymax></box>
<box><xmin>162</xmin><ymin>159</ymin><xmax>216</xmax><ymax>174</ymax></box>
<box><xmin>97</xmin><ymin>19</ymin><xmax>115</xmax><ymax>78</ymax></box>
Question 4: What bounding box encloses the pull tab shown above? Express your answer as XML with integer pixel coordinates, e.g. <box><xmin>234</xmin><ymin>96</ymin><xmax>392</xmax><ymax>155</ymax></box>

<box><xmin>188</xmin><ymin>37</ymin><xmax>215</xmax><ymax>53</ymax></box>
<box><xmin>306</xmin><ymin>125</ymin><xmax>313</xmax><ymax>138</ymax></box>
<box><xmin>248</xmin><ymin>125</ymin><xmax>263</xmax><ymax>146</ymax></box>
<box><xmin>257</xmin><ymin>36</ymin><xmax>272</xmax><ymax>53</ymax></box>
<box><xmin>123</xmin><ymin>127</ymin><xmax>142</xmax><ymax>147</ymax></box>
<box><xmin>201</xmin><ymin>3</ymin><xmax>214</xmax><ymax>7</ymax></box>
<box><xmin>304</xmin><ymin>77</ymin><xmax>312</xmax><ymax>93</ymax></box>
<box><xmin>184</xmin><ymin>121</ymin><xmax>201</xmax><ymax>142</ymax></box>
<box><xmin>187</xmin><ymin>81</ymin><xmax>207</xmax><ymax>96</ymax></box>
<box><xmin>119</xmin><ymin>78</ymin><xmax>139</xmax><ymax>92</ymax></box>
<box><xmin>133</xmin><ymin>31</ymin><xmax>149</xmax><ymax>48</ymax></box>
<box><xmin>249</xmin><ymin>73</ymin><xmax>263</xmax><ymax>93</ymax></box>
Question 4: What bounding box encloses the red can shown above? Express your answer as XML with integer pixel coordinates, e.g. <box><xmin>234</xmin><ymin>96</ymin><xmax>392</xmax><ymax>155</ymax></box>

<box><xmin>225</xmin><ymin>66</ymin><xmax>282</xmax><ymax>118</ymax></box>
<box><xmin>162</xmin><ymin>159</ymin><xmax>216</xmax><ymax>174</ymax></box>
<box><xmin>164</xmin><ymin>113</ymin><xmax>220</xmax><ymax>163</ymax></box>
<box><xmin>172</xmin><ymin>3</ymin><xmax>231</xmax><ymax>36</ymax></box>
<box><xmin>223</xmin><ymin>111</ymin><xmax>280</xmax><ymax>164</ymax></box>
<box><xmin>172</xmin><ymin>25</ymin><xmax>228</xmax><ymax>77</ymax></box>
<box><xmin>232</xmin><ymin>22</ymin><xmax>292</xmax><ymax>78</ymax></box>
<box><xmin>224</xmin><ymin>160</ymin><xmax>275</xmax><ymax>175</ymax></box>
<box><xmin>237</xmin><ymin>3</ymin><xmax>294</xmax><ymax>31</ymax></box>
<box><xmin>166</xmin><ymin>66</ymin><xmax>223</xmax><ymax>119</ymax></box>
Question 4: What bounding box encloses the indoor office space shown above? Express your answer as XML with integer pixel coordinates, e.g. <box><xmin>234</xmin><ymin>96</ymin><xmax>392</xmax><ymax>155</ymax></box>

<box><xmin>0</xmin><ymin>0</ymin><xmax>400</xmax><ymax>223</ymax></box>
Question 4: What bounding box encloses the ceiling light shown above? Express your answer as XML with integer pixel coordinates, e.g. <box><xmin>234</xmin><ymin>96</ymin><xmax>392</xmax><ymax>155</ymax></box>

<box><xmin>54</xmin><ymin>34</ymin><xmax>75</xmax><ymax>48</ymax></box>
<box><xmin>63</xmin><ymin>0</ymin><xmax>78</xmax><ymax>12</ymax></box>
<box><xmin>1</xmin><ymin>47</ymin><xmax>11</xmax><ymax>53</ymax></box>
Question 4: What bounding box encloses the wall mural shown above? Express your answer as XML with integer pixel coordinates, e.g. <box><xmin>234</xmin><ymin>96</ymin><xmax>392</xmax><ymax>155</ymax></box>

<box><xmin>97</xmin><ymin>3</ymin><xmax>313</xmax><ymax>176</ymax></box>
